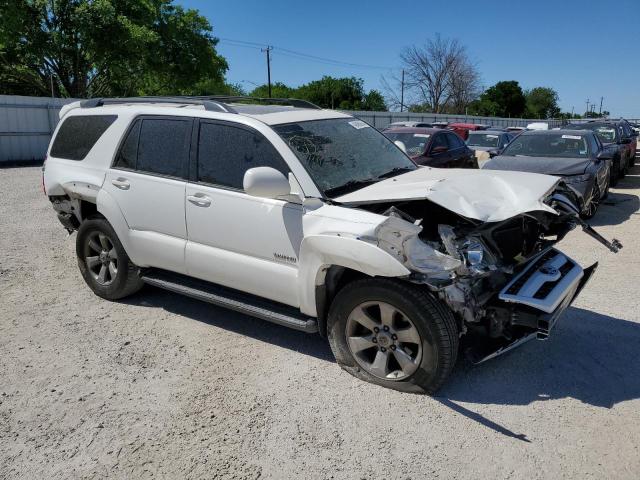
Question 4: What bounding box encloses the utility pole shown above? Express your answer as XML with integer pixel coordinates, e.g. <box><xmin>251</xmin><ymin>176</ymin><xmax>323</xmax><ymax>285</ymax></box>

<box><xmin>585</xmin><ymin>98</ymin><xmax>590</xmax><ymax>117</ymax></box>
<box><xmin>261</xmin><ymin>46</ymin><xmax>272</xmax><ymax>98</ymax></box>
<box><xmin>571</xmin><ymin>106</ymin><xmax>574</xmax><ymax>117</ymax></box>
<box><xmin>400</xmin><ymin>69</ymin><xmax>405</xmax><ymax>112</ymax></box>
<box><xmin>599</xmin><ymin>96</ymin><xmax>603</xmax><ymax>116</ymax></box>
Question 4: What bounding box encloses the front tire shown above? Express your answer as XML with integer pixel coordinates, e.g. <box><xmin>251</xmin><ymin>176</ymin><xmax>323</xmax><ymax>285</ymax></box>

<box><xmin>580</xmin><ymin>183</ymin><xmax>600</xmax><ymax>219</ymax></box>
<box><xmin>76</xmin><ymin>216</ymin><xmax>143</xmax><ymax>300</ymax></box>
<box><xmin>327</xmin><ymin>278</ymin><xmax>459</xmax><ymax>394</ymax></box>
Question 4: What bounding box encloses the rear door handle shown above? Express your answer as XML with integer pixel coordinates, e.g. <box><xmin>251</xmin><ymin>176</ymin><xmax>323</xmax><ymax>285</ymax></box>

<box><xmin>187</xmin><ymin>193</ymin><xmax>212</xmax><ymax>207</ymax></box>
<box><xmin>111</xmin><ymin>178</ymin><xmax>130</xmax><ymax>190</ymax></box>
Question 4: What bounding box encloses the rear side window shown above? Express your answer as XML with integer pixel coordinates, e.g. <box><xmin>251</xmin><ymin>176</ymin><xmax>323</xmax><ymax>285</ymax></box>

<box><xmin>50</xmin><ymin>115</ymin><xmax>117</xmax><ymax>160</ymax></box>
<box><xmin>197</xmin><ymin>122</ymin><xmax>290</xmax><ymax>190</ymax></box>
<box><xmin>113</xmin><ymin>117</ymin><xmax>191</xmax><ymax>178</ymax></box>
<box><xmin>446</xmin><ymin>133</ymin><xmax>464</xmax><ymax>148</ymax></box>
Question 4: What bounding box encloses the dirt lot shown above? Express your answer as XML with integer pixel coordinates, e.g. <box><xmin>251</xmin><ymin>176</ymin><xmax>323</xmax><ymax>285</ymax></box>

<box><xmin>1</xmin><ymin>161</ymin><xmax>640</xmax><ymax>479</ymax></box>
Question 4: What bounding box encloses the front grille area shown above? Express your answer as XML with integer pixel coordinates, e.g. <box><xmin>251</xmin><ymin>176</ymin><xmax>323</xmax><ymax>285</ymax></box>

<box><xmin>499</xmin><ymin>248</ymin><xmax>584</xmax><ymax>314</ymax></box>
<box><xmin>504</xmin><ymin>250</ymin><xmax>558</xmax><ymax>295</ymax></box>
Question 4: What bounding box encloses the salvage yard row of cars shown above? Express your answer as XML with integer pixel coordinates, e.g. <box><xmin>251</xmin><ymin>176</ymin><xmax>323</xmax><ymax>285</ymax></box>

<box><xmin>383</xmin><ymin>118</ymin><xmax>639</xmax><ymax>219</ymax></box>
<box><xmin>43</xmin><ymin>96</ymin><xmax>625</xmax><ymax>393</ymax></box>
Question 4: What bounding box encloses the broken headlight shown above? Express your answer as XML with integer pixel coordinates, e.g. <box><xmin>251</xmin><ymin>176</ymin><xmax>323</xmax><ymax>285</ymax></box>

<box><xmin>464</xmin><ymin>242</ymin><xmax>484</xmax><ymax>266</ymax></box>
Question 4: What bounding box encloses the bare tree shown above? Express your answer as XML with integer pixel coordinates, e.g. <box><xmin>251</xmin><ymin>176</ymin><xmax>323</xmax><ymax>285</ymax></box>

<box><xmin>447</xmin><ymin>59</ymin><xmax>481</xmax><ymax>114</ymax></box>
<box><xmin>399</xmin><ymin>35</ymin><xmax>480</xmax><ymax>114</ymax></box>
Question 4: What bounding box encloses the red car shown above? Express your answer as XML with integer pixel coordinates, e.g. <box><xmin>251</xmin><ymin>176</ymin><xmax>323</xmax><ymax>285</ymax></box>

<box><xmin>382</xmin><ymin>127</ymin><xmax>477</xmax><ymax>168</ymax></box>
<box><xmin>447</xmin><ymin>123</ymin><xmax>488</xmax><ymax>140</ymax></box>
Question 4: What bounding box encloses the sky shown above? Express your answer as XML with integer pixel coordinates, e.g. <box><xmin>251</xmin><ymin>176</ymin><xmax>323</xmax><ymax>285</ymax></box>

<box><xmin>180</xmin><ymin>0</ymin><xmax>640</xmax><ymax>117</ymax></box>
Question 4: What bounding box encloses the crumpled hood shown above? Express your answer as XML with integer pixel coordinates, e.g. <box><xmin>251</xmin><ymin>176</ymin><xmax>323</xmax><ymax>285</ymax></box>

<box><xmin>334</xmin><ymin>167</ymin><xmax>559</xmax><ymax>223</ymax></box>
<box><xmin>484</xmin><ymin>155</ymin><xmax>591</xmax><ymax>176</ymax></box>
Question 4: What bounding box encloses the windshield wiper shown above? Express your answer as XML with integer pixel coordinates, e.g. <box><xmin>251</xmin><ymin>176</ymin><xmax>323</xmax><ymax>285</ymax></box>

<box><xmin>376</xmin><ymin>166</ymin><xmax>414</xmax><ymax>179</ymax></box>
<box><xmin>324</xmin><ymin>178</ymin><xmax>378</xmax><ymax>197</ymax></box>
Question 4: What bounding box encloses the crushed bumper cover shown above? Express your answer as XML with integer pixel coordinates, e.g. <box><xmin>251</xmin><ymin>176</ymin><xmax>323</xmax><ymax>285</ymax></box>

<box><xmin>471</xmin><ymin>258</ymin><xmax>598</xmax><ymax>364</ymax></box>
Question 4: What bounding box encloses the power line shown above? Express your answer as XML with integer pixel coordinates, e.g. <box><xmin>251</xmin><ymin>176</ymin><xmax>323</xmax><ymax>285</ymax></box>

<box><xmin>218</xmin><ymin>37</ymin><xmax>394</xmax><ymax>71</ymax></box>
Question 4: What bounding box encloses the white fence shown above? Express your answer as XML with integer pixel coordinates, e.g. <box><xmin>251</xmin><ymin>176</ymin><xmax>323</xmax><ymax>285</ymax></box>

<box><xmin>343</xmin><ymin>110</ymin><xmax>565</xmax><ymax>130</ymax></box>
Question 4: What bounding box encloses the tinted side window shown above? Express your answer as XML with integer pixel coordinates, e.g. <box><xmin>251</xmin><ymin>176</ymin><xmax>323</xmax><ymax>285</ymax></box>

<box><xmin>430</xmin><ymin>134</ymin><xmax>448</xmax><ymax>151</ymax></box>
<box><xmin>114</xmin><ymin>119</ymin><xmax>141</xmax><ymax>169</ymax></box>
<box><xmin>446</xmin><ymin>133</ymin><xmax>464</xmax><ymax>149</ymax></box>
<box><xmin>137</xmin><ymin>118</ymin><xmax>191</xmax><ymax>178</ymax></box>
<box><xmin>50</xmin><ymin>115</ymin><xmax>117</xmax><ymax>160</ymax></box>
<box><xmin>197</xmin><ymin>122</ymin><xmax>290</xmax><ymax>190</ymax></box>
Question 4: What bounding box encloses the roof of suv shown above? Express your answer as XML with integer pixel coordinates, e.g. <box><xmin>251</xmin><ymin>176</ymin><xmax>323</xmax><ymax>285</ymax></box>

<box><xmin>60</xmin><ymin>98</ymin><xmax>350</xmax><ymax>126</ymax></box>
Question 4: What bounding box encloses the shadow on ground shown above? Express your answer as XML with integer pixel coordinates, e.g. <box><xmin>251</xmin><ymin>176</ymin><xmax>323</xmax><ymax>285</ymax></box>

<box><xmin>587</xmin><ymin>162</ymin><xmax>640</xmax><ymax>226</ymax></box>
<box><xmin>125</xmin><ymin>286</ymin><xmax>335</xmax><ymax>362</ymax></box>
<box><xmin>131</xmin><ymin>288</ymin><xmax>639</xmax><ymax>411</ymax></box>
<box><xmin>440</xmin><ymin>307</ymin><xmax>640</xmax><ymax>409</ymax></box>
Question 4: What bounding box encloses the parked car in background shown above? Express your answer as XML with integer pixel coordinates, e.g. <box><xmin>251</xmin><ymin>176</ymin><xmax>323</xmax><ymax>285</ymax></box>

<box><xmin>382</xmin><ymin>127</ymin><xmax>477</xmax><ymax>168</ymax></box>
<box><xmin>385</xmin><ymin>121</ymin><xmax>433</xmax><ymax>129</ymax></box>
<box><xmin>565</xmin><ymin>120</ymin><xmax>636</xmax><ymax>184</ymax></box>
<box><xmin>526</xmin><ymin>122</ymin><xmax>549</xmax><ymax>131</ymax></box>
<box><xmin>483</xmin><ymin>130</ymin><xmax>611</xmax><ymax>218</ymax></box>
<box><xmin>466</xmin><ymin>130</ymin><xmax>515</xmax><ymax>167</ymax></box>
<box><xmin>447</xmin><ymin>122</ymin><xmax>488</xmax><ymax>140</ymax></box>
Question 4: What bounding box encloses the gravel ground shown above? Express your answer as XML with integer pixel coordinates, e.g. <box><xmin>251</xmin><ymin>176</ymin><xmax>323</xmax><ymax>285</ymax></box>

<box><xmin>1</xmin><ymin>161</ymin><xmax>640</xmax><ymax>479</ymax></box>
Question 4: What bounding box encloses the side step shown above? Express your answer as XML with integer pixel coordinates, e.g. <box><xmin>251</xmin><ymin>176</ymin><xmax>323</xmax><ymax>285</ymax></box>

<box><xmin>141</xmin><ymin>269</ymin><xmax>318</xmax><ymax>333</ymax></box>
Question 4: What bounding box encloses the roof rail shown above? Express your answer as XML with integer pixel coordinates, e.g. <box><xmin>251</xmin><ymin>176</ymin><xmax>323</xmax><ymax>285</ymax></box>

<box><xmin>79</xmin><ymin>96</ymin><xmax>236</xmax><ymax>113</ymax></box>
<box><xmin>189</xmin><ymin>95</ymin><xmax>322</xmax><ymax>110</ymax></box>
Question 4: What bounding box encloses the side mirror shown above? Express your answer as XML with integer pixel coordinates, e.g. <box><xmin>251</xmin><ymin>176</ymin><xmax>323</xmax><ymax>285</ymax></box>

<box><xmin>597</xmin><ymin>151</ymin><xmax>612</xmax><ymax>161</ymax></box>
<box><xmin>619</xmin><ymin>138</ymin><xmax>632</xmax><ymax>145</ymax></box>
<box><xmin>488</xmin><ymin>150</ymin><xmax>499</xmax><ymax>158</ymax></box>
<box><xmin>243</xmin><ymin>167</ymin><xmax>291</xmax><ymax>199</ymax></box>
<box><xmin>432</xmin><ymin>145</ymin><xmax>448</xmax><ymax>154</ymax></box>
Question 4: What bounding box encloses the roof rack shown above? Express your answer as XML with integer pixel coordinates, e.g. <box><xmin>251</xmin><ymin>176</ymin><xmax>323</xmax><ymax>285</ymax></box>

<box><xmin>79</xmin><ymin>95</ymin><xmax>322</xmax><ymax>113</ymax></box>
<box><xmin>79</xmin><ymin>97</ymin><xmax>236</xmax><ymax>113</ymax></box>
<box><xmin>189</xmin><ymin>95</ymin><xmax>322</xmax><ymax>110</ymax></box>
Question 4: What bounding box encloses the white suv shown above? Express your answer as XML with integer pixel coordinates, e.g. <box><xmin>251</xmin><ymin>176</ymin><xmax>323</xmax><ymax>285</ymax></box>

<box><xmin>43</xmin><ymin>96</ymin><xmax>621</xmax><ymax>393</ymax></box>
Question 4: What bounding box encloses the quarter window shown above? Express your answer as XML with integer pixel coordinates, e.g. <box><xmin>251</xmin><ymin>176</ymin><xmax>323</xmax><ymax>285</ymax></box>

<box><xmin>197</xmin><ymin>122</ymin><xmax>290</xmax><ymax>190</ymax></box>
<box><xmin>50</xmin><ymin>115</ymin><xmax>117</xmax><ymax>160</ymax></box>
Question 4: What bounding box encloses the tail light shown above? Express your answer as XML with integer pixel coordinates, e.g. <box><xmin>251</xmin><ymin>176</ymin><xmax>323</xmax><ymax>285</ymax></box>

<box><xmin>41</xmin><ymin>155</ymin><xmax>47</xmax><ymax>196</ymax></box>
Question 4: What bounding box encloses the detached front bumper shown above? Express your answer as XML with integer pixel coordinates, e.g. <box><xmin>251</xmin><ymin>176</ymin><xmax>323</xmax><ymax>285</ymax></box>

<box><xmin>471</xmin><ymin>249</ymin><xmax>597</xmax><ymax>364</ymax></box>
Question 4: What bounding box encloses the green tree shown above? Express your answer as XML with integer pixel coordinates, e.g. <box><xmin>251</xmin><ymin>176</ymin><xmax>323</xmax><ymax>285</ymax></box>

<box><xmin>0</xmin><ymin>0</ymin><xmax>229</xmax><ymax>97</ymax></box>
<box><xmin>296</xmin><ymin>76</ymin><xmax>366</xmax><ymax>110</ymax></box>
<box><xmin>361</xmin><ymin>90</ymin><xmax>386</xmax><ymax>111</ymax></box>
<box><xmin>248</xmin><ymin>82</ymin><xmax>297</xmax><ymax>99</ymax></box>
<box><xmin>477</xmin><ymin>81</ymin><xmax>526</xmax><ymax>117</ymax></box>
<box><xmin>524</xmin><ymin>87</ymin><xmax>561</xmax><ymax>119</ymax></box>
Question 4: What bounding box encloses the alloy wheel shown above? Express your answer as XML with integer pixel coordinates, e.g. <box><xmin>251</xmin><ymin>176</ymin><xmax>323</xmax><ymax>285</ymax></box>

<box><xmin>345</xmin><ymin>301</ymin><xmax>423</xmax><ymax>381</ymax></box>
<box><xmin>84</xmin><ymin>232</ymin><xmax>118</xmax><ymax>286</ymax></box>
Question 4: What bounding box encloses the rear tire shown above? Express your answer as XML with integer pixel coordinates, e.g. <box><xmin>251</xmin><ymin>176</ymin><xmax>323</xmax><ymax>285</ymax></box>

<box><xmin>76</xmin><ymin>216</ymin><xmax>143</xmax><ymax>300</ymax></box>
<box><xmin>610</xmin><ymin>158</ymin><xmax>620</xmax><ymax>186</ymax></box>
<box><xmin>327</xmin><ymin>278</ymin><xmax>459</xmax><ymax>394</ymax></box>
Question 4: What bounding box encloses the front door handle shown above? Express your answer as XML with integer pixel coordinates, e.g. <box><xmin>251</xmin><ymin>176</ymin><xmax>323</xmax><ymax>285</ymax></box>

<box><xmin>187</xmin><ymin>194</ymin><xmax>212</xmax><ymax>207</ymax></box>
<box><xmin>111</xmin><ymin>178</ymin><xmax>130</xmax><ymax>190</ymax></box>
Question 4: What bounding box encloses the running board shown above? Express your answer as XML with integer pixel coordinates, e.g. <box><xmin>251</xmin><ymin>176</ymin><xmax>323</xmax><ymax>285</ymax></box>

<box><xmin>141</xmin><ymin>269</ymin><xmax>318</xmax><ymax>333</ymax></box>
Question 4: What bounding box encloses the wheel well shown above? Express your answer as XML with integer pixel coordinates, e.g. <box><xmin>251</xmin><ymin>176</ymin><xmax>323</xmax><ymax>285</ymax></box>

<box><xmin>315</xmin><ymin>266</ymin><xmax>368</xmax><ymax>338</ymax></box>
<box><xmin>79</xmin><ymin>200</ymin><xmax>98</xmax><ymax>222</ymax></box>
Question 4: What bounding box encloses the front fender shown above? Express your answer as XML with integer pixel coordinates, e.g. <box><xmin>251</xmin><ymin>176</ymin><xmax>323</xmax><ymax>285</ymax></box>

<box><xmin>297</xmin><ymin>234</ymin><xmax>410</xmax><ymax>316</ymax></box>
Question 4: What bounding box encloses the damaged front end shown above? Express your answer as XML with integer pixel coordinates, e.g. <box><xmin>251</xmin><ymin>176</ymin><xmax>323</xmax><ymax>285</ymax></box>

<box><xmin>364</xmin><ymin>182</ymin><xmax>621</xmax><ymax>364</ymax></box>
